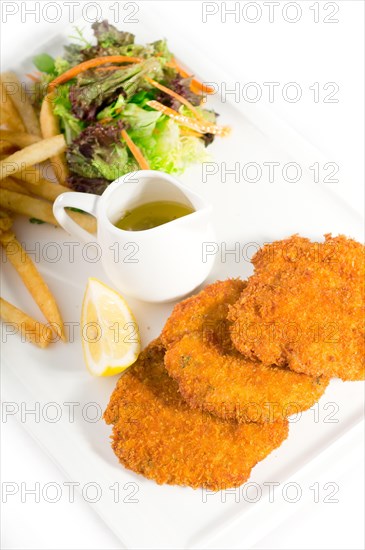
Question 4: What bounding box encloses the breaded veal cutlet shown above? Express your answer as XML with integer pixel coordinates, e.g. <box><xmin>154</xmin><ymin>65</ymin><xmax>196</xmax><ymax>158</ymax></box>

<box><xmin>104</xmin><ymin>339</ymin><xmax>289</xmax><ymax>490</ymax></box>
<box><xmin>162</xmin><ymin>280</ymin><xmax>329</xmax><ymax>423</ymax></box>
<box><xmin>228</xmin><ymin>234</ymin><xmax>365</xmax><ymax>381</ymax></box>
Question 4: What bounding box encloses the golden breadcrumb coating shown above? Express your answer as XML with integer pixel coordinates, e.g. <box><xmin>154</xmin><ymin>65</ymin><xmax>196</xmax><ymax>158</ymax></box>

<box><xmin>104</xmin><ymin>339</ymin><xmax>289</xmax><ymax>490</ymax></box>
<box><xmin>228</xmin><ymin>235</ymin><xmax>365</xmax><ymax>381</ymax></box>
<box><xmin>162</xmin><ymin>280</ymin><xmax>329</xmax><ymax>422</ymax></box>
<box><xmin>162</xmin><ymin>278</ymin><xmax>246</xmax><ymax>349</ymax></box>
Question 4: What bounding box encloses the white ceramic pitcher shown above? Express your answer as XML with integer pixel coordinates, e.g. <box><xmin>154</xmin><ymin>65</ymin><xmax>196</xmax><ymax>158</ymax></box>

<box><xmin>53</xmin><ymin>170</ymin><xmax>216</xmax><ymax>302</ymax></box>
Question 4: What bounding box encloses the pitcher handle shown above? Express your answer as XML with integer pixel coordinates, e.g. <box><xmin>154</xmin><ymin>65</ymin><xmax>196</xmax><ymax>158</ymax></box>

<box><xmin>53</xmin><ymin>192</ymin><xmax>99</xmax><ymax>243</ymax></box>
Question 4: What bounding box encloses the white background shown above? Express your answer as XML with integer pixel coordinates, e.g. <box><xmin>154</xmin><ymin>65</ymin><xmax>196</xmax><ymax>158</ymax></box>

<box><xmin>1</xmin><ymin>1</ymin><xmax>364</xmax><ymax>549</ymax></box>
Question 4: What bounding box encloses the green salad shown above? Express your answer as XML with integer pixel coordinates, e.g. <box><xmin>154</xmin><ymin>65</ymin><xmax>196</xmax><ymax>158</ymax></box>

<box><xmin>33</xmin><ymin>20</ymin><xmax>229</xmax><ymax>194</ymax></box>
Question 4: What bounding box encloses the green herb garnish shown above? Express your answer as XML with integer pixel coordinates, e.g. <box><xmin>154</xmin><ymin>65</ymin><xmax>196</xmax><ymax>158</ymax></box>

<box><xmin>33</xmin><ymin>54</ymin><xmax>55</xmax><ymax>74</ymax></box>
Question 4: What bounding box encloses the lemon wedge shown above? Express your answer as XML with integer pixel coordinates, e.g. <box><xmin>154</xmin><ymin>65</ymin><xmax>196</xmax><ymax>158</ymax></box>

<box><xmin>81</xmin><ymin>278</ymin><xmax>141</xmax><ymax>376</ymax></box>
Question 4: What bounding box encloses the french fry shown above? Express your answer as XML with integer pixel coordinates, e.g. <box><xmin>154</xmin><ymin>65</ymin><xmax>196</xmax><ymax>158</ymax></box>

<box><xmin>0</xmin><ymin>188</ymin><xmax>57</xmax><ymax>225</ymax></box>
<box><xmin>0</xmin><ymin>188</ymin><xmax>96</xmax><ymax>233</ymax></box>
<box><xmin>0</xmin><ymin>208</ymin><xmax>13</xmax><ymax>232</ymax></box>
<box><xmin>0</xmin><ymin>82</ymin><xmax>25</xmax><ymax>132</ymax></box>
<box><xmin>0</xmin><ymin>231</ymin><xmax>66</xmax><ymax>341</ymax></box>
<box><xmin>0</xmin><ymin>207</ymin><xmax>12</xmax><ymax>219</ymax></box>
<box><xmin>0</xmin><ymin>134</ymin><xmax>66</xmax><ymax>180</ymax></box>
<box><xmin>0</xmin><ymin>297</ymin><xmax>53</xmax><ymax>348</ymax></box>
<box><xmin>0</xmin><ymin>72</ymin><xmax>41</xmax><ymax>136</ymax></box>
<box><xmin>0</xmin><ymin>111</ymin><xmax>12</xmax><ymax>129</ymax></box>
<box><xmin>0</xmin><ymin>141</ymin><xmax>16</xmax><ymax>155</ymax></box>
<box><xmin>16</xmin><ymin>165</ymin><xmax>54</xmax><ymax>187</ymax></box>
<box><xmin>0</xmin><ymin>154</ymin><xmax>49</xmax><ymax>178</ymax></box>
<box><xmin>40</xmin><ymin>93</ymin><xmax>69</xmax><ymax>185</ymax></box>
<box><xmin>0</xmin><ymin>130</ymin><xmax>41</xmax><ymax>148</ymax></box>
<box><xmin>0</xmin><ymin>108</ymin><xmax>16</xmax><ymax>130</ymax></box>
<box><xmin>68</xmin><ymin>210</ymin><xmax>97</xmax><ymax>234</ymax></box>
<box><xmin>14</xmin><ymin>176</ymin><xmax>68</xmax><ymax>202</ymax></box>
<box><xmin>0</xmin><ymin>177</ymin><xmax>30</xmax><ymax>194</ymax></box>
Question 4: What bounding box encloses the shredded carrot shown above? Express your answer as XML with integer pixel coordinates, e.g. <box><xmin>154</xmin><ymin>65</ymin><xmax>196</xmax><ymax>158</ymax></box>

<box><xmin>190</xmin><ymin>82</ymin><xmax>210</xmax><ymax>97</ymax></box>
<box><xmin>48</xmin><ymin>56</ymin><xmax>142</xmax><ymax>90</ymax></box>
<box><xmin>147</xmin><ymin>100</ymin><xmax>230</xmax><ymax>137</ymax></box>
<box><xmin>121</xmin><ymin>129</ymin><xmax>150</xmax><ymax>170</ymax></box>
<box><xmin>26</xmin><ymin>73</ymin><xmax>41</xmax><ymax>82</ymax></box>
<box><xmin>144</xmin><ymin>76</ymin><xmax>203</xmax><ymax>120</ymax></box>
<box><xmin>166</xmin><ymin>58</ymin><xmax>215</xmax><ymax>94</ymax></box>
<box><xmin>166</xmin><ymin>60</ymin><xmax>188</xmax><ymax>75</ymax></box>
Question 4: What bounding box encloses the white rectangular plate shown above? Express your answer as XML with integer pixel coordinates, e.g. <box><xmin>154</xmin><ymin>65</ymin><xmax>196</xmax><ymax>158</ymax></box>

<box><xmin>2</xmin><ymin>7</ymin><xmax>364</xmax><ymax>549</ymax></box>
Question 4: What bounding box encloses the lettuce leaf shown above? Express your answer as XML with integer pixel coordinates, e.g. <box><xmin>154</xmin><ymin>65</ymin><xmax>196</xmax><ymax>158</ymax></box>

<box><xmin>52</xmin><ymin>84</ymin><xmax>85</xmax><ymax>143</ymax></box>
<box><xmin>92</xmin><ymin>21</ymin><xmax>135</xmax><ymax>48</ymax></box>
<box><xmin>70</xmin><ymin>57</ymin><xmax>161</xmax><ymax>121</ymax></box>
<box><xmin>136</xmin><ymin>117</ymin><xmax>209</xmax><ymax>174</ymax></box>
<box><xmin>154</xmin><ymin>75</ymin><xmax>202</xmax><ymax>111</ymax></box>
<box><xmin>33</xmin><ymin>19</ymin><xmax>220</xmax><ymax>185</ymax></box>
<box><xmin>119</xmin><ymin>104</ymin><xmax>162</xmax><ymax>139</ymax></box>
<box><xmin>66</xmin><ymin>122</ymin><xmax>135</xmax><ymax>185</ymax></box>
<box><xmin>150</xmin><ymin>39</ymin><xmax>173</xmax><ymax>63</ymax></box>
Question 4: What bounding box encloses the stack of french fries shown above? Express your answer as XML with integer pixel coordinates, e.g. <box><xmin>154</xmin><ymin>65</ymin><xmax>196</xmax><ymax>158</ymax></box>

<box><xmin>0</xmin><ymin>72</ymin><xmax>96</xmax><ymax>348</ymax></box>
